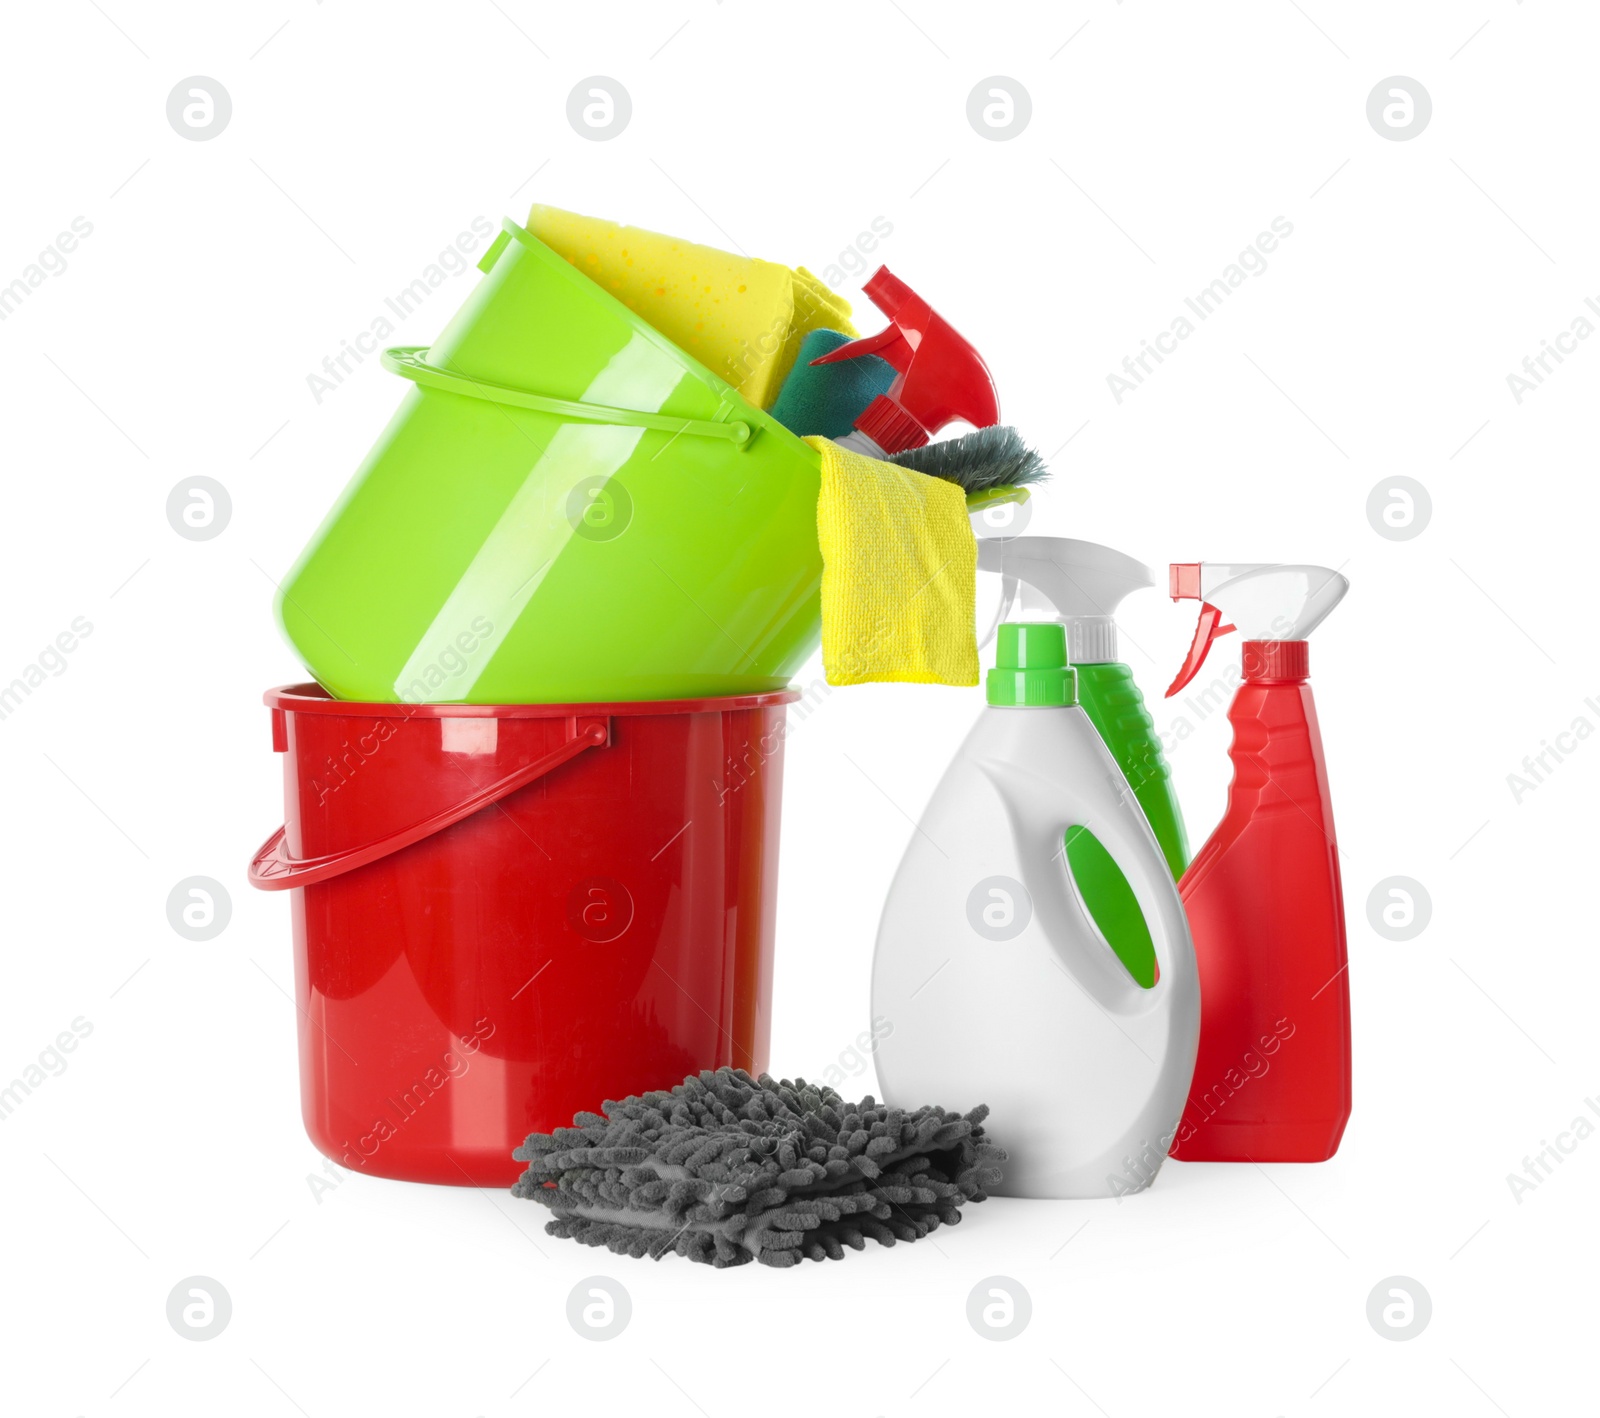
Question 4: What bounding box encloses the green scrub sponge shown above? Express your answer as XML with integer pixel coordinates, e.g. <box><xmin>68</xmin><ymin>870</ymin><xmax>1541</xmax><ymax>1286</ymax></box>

<box><xmin>769</xmin><ymin>328</ymin><xmax>898</xmax><ymax>440</ymax></box>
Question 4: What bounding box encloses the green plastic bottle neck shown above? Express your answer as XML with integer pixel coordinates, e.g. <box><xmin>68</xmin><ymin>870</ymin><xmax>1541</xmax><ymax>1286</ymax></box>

<box><xmin>986</xmin><ymin>623</ymin><xmax>1077</xmax><ymax>707</ymax></box>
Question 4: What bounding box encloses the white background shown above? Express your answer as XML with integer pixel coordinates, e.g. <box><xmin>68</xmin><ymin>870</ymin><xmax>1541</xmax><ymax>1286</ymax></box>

<box><xmin>2</xmin><ymin>1</ymin><xmax>1594</xmax><ymax>1413</ymax></box>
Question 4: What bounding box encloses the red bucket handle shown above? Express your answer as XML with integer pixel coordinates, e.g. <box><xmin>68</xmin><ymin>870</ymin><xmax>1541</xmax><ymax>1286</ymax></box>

<box><xmin>249</xmin><ymin>715</ymin><xmax>610</xmax><ymax>892</ymax></box>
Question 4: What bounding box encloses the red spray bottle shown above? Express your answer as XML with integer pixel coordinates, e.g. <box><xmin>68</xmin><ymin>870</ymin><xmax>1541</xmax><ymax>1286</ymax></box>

<box><xmin>1163</xmin><ymin>563</ymin><xmax>1351</xmax><ymax>1163</ymax></box>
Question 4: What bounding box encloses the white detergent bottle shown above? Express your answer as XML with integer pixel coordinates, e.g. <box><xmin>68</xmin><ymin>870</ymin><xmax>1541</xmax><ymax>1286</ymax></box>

<box><xmin>871</xmin><ymin>622</ymin><xmax>1199</xmax><ymax>1199</ymax></box>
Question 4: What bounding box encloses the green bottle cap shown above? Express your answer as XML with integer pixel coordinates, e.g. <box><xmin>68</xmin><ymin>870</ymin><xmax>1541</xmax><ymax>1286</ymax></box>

<box><xmin>986</xmin><ymin>622</ymin><xmax>1076</xmax><ymax>707</ymax></box>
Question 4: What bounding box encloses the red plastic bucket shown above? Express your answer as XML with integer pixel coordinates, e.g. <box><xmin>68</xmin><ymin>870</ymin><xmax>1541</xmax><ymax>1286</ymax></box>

<box><xmin>249</xmin><ymin>684</ymin><xmax>794</xmax><ymax>1186</ymax></box>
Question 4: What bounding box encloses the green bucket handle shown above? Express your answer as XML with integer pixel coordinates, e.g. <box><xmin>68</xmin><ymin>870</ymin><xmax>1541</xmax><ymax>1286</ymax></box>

<box><xmin>381</xmin><ymin>346</ymin><xmax>757</xmax><ymax>449</ymax></box>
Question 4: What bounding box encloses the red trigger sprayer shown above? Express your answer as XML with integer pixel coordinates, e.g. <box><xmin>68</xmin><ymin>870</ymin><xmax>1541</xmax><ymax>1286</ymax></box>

<box><xmin>810</xmin><ymin>267</ymin><xmax>1000</xmax><ymax>457</ymax></box>
<box><xmin>1163</xmin><ymin>562</ymin><xmax>1353</xmax><ymax>1163</ymax></box>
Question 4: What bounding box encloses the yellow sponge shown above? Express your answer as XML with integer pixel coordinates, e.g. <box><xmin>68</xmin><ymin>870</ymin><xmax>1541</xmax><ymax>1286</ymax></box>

<box><xmin>527</xmin><ymin>204</ymin><xmax>855</xmax><ymax>409</ymax></box>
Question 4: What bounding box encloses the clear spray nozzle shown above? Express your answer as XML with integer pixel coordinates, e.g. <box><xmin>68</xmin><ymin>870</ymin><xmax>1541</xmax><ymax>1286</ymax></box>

<box><xmin>976</xmin><ymin>537</ymin><xmax>1154</xmax><ymax>663</ymax></box>
<box><xmin>1166</xmin><ymin>563</ymin><xmax>1348</xmax><ymax>696</ymax></box>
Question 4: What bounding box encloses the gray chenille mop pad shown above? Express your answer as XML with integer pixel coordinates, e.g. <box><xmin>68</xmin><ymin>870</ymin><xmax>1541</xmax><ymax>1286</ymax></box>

<box><xmin>511</xmin><ymin>1068</ymin><xmax>1006</xmax><ymax>1268</ymax></box>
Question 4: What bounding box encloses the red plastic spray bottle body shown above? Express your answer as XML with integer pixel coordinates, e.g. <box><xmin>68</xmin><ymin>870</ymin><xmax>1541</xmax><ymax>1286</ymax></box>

<box><xmin>1162</xmin><ymin>565</ymin><xmax>1352</xmax><ymax>1163</ymax></box>
<box><xmin>1172</xmin><ymin>641</ymin><xmax>1350</xmax><ymax>1161</ymax></box>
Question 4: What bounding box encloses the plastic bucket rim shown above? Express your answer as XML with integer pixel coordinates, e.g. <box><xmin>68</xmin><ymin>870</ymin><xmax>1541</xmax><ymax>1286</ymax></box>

<box><xmin>486</xmin><ymin>215</ymin><xmax>815</xmax><ymax>458</ymax></box>
<box><xmin>264</xmin><ymin>682</ymin><xmax>801</xmax><ymax>719</ymax></box>
<box><xmin>492</xmin><ymin>215</ymin><xmax>742</xmax><ymax>406</ymax></box>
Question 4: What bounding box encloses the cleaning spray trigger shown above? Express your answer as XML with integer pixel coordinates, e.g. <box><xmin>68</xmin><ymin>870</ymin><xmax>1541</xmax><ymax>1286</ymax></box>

<box><xmin>977</xmin><ymin>537</ymin><xmax>1153</xmax><ymax>663</ymax></box>
<box><xmin>813</xmin><ymin>267</ymin><xmax>999</xmax><ymax>456</ymax></box>
<box><xmin>1165</xmin><ymin>562</ymin><xmax>1348</xmax><ymax>697</ymax></box>
<box><xmin>1166</xmin><ymin>603</ymin><xmax>1236</xmax><ymax>698</ymax></box>
<box><xmin>815</xmin><ymin>313</ymin><xmax>912</xmax><ymax>367</ymax></box>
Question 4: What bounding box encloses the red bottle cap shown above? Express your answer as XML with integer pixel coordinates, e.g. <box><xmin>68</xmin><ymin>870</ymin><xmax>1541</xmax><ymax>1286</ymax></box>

<box><xmin>1241</xmin><ymin>640</ymin><xmax>1309</xmax><ymax>682</ymax></box>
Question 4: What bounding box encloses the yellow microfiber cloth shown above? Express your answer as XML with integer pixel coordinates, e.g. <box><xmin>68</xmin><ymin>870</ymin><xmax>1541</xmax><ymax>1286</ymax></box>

<box><xmin>527</xmin><ymin>205</ymin><xmax>856</xmax><ymax>409</ymax></box>
<box><xmin>806</xmin><ymin>437</ymin><xmax>979</xmax><ymax>687</ymax></box>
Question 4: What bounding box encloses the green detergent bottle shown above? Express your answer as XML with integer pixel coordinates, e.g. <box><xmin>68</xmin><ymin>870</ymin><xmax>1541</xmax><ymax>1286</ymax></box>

<box><xmin>977</xmin><ymin>537</ymin><xmax>1188</xmax><ymax>987</ymax></box>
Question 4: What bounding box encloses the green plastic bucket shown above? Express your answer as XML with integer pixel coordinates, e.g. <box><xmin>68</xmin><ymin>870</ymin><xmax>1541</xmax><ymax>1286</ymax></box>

<box><xmin>275</xmin><ymin>217</ymin><xmax>828</xmax><ymax>704</ymax></box>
